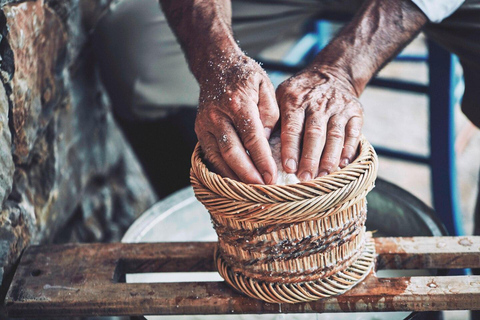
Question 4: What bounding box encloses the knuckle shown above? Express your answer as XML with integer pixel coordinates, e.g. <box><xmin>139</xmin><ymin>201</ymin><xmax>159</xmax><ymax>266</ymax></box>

<box><xmin>324</xmin><ymin>101</ymin><xmax>338</xmax><ymax>113</ymax></box>
<box><xmin>280</xmin><ymin>132</ymin><xmax>300</xmax><ymax>148</ymax></box>
<box><xmin>253</xmin><ymin>155</ymin><xmax>271</xmax><ymax>170</ymax></box>
<box><xmin>230</xmin><ymin>93</ymin><xmax>245</xmax><ymax>106</ymax></box>
<box><xmin>205</xmin><ymin>149</ymin><xmax>222</xmax><ymax>165</ymax></box>
<box><xmin>284</xmin><ymin>122</ymin><xmax>303</xmax><ymax>134</ymax></box>
<box><xmin>301</xmin><ymin>154</ymin><xmax>319</xmax><ymax>163</ymax></box>
<box><xmin>342</xmin><ymin>144</ymin><xmax>357</xmax><ymax>157</ymax></box>
<box><xmin>351</xmin><ymin>100</ymin><xmax>364</xmax><ymax>111</ymax></box>
<box><xmin>327</xmin><ymin>127</ymin><xmax>344</xmax><ymax>140</ymax></box>
<box><xmin>321</xmin><ymin>157</ymin><xmax>337</xmax><ymax>169</ymax></box>
<box><xmin>345</xmin><ymin>100</ymin><xmax>363</xmax><ymax>115</ymax></box>
<box><xmin>217</xmin><ymin>134</ymin><xmax>233</xmax><ymax>151</ymax></box>
<box><xmin>206</xmin><ymin>109</ymin><xmax>219</xmax><ymax>123</ymax></box>
<box><xmin>221</xmin><ymin>145</ymin><xmax>237</xmax><ymax>161</ymax></box>
<box><xmin>262</xmin><ymin>107</ymin><xmax>280</xmax><ymax>123</ymax></box>
<box><xmin>242</xmin><ymin>131</ymin><xmax>260</xmax><ymax>150</ymax></box>
<box><xmin>307</xmin><ymin>124</ymin><xmax>324</xmax><ymax>136</ymax></box>
<box><xmin>271</xmin><ymin>106</ymin><xmax>280</xmax><ymax>119</ymax></box>
<box><xmin>229</xmin><ymin>102</ymin><xmax>244</xmax><ymax>117</ymax></box>
<box><xmin>328</xmin><ymin>119</ymin><xmax>345</xmax><ymax>139</ymax></box>
<box><xmin>283</xmin><ymin>111</ymin><xmax>304</xmax><ymax>127</ymax></box>
<box><xmin>280</xmin><ymin>92</ymin><xmax>304</xmax><ymax>108</ymax></box>
<box><xmin>346</xmin><ymin>126</ymin><xmax>361</xmax><ymax>138</ymax></box>
<box><xmin>306</xmin><ymin>116</ymin><xmax>325</xmax><ymax>135</ymax></box>
<box><xmin>307</xmin><ymin>102</ymin><xmax>324</xmax><ymax>114</ymax></box>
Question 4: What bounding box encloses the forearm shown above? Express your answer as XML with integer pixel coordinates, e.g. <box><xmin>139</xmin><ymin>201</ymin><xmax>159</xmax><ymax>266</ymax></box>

<box><xmin>312</xmin><ymin>0</ymin><xmax>427</xmax><ymax>96</ymax></box>
<box><xmin>159</xmin><ymin>0</ymin><xmax>240</xmax><ymax>83</ymax></box>
<box><xmin>160</xmin><ymin>0</ymin><xmax>279</xmax><ymax>185</ymax></box>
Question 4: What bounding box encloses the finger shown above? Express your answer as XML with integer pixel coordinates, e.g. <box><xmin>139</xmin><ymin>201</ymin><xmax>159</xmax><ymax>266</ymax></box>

<box><xmin>199</xmin><ymin>132</ymin><xmax>239</xmax><ymax>180</ymax></box>
<box><xmin>297</xmin><ymin>106</ymin><xmax>328</xmax><ymax>182</ymax></box>
<box><xmin>318</xmin><ymin>115</ymin><xmax>348</xmax><ymax>177</ymax></box>
<box><xmin>215</xmin><ymin>120</ymin><xmax>265</xmax><ymax>184</ymax></box>
<box><xmin>339</xmin><ymin>116</ymin><xmax>363</xmax><ymax>168</ymax></box>
<box><xmin>233</xmin><ymin>102</ymin><xmax>277</xmax><ymax>185</ymax></box>
<box><xmin>279</xmin><ymin>102</ymin><xmax>305</xmax><ymax>174</ymax></box>
<box><xmin>258</xmin><ymin>79</ymin><xmax>279</xmax><ymax>140</ymax></box>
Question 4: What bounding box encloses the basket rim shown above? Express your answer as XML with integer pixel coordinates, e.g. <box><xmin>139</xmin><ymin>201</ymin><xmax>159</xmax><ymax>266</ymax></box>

<box><xmin>191</xmin><ymin>134</ymin><xmax>375</xmax><ymax>191</ymax></box>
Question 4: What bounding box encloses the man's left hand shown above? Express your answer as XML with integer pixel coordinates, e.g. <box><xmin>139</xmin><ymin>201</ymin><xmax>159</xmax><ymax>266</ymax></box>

<box><xmin>276</xmin><ymin>67</ymin><xmax>364</xmax><ymax>181</ymax></box>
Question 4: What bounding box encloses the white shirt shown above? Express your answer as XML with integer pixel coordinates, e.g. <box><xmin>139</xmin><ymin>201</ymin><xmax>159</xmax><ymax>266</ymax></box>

<box><xmin>411</xmin><ymin>0</ymin><xmax>464</xmax><ymax>22</ymax></box>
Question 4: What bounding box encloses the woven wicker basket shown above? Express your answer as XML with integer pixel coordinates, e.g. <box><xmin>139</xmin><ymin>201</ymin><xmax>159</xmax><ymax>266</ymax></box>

<box><xmin>191</xmin><ymin>136</ymin><xmax>378</xmax><ymax>303</ymax></box>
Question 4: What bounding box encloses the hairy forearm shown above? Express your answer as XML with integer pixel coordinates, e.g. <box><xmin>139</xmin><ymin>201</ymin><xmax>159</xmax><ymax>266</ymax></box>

<box><xmin>159</xmin><ymin>0</ymin><xmax>240</xmax><ymax>83</ymax></box>
<box><xmin>312</xmin><ymin>0</ymin><xmax>427</xmax><ymax>96</ymax></box>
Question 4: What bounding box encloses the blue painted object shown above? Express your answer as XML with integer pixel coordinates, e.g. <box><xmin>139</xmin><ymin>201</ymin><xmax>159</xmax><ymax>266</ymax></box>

<box><xmin>257</xmin><ymin>19</ymin><xmax>465</xmax><ymax>237</ymax></box>
<box><xmin>428</xmin><ymin>40</ymin><xmax>464</xmax><ymax>236</ymax></box>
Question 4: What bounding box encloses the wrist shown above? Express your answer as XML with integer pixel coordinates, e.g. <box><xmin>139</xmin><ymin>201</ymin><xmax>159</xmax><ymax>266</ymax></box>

<box><xmin>194</xmin><ymin>45</ymin><xmax>250</xmax><ymax>86</ymax></box>
<box><xmin>305</xmin><ymin>65</ymin><xmax>360</xmax><ymax>97</ymax></box>
<box><xmin>192</xmin><ymin>41</ymin><xmax>244</xmax><ymax>84</ymax></box>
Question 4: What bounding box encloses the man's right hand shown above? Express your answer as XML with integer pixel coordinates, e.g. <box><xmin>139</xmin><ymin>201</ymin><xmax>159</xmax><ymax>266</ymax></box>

<box><xmin>194</xmin><ymin>51</ymin><xmax>279</xmax><ymax>185</ymax></box>
<box><xmin>159</xmin><ymin>1</ymin><xmax>279</xmax><ymax>184</ymax></box>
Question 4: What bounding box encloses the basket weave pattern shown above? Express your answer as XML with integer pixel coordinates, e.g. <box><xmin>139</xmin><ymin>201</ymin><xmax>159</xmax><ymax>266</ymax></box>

<box><xmin>191</xmin><ymin>136</ymin><xmax>378</xmax><ymax>303</ymax></box>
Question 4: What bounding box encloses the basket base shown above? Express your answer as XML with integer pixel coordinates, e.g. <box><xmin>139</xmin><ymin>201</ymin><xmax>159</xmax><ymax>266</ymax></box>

<box><xmin>215</xmin><ymin>236</ymin><xmax>376</xmax><ymax>304</ymax></box>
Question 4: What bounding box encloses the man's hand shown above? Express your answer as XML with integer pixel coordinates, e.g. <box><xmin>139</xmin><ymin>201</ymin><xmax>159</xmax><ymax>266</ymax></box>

<box><xmin>277</xmin><ymin>68</ymin><xmax>363</xmax><ymax>181</ymax></box>
<box><xmin>275</xmin><ymin>0</ymin><xmax>427</xmax><ymax>181</ymax></box>
<box><xmin>195</xmin><ymin>52</ymin><xmax>279</xmax><ymax>184</ymax></box>
<box><xmin>160</xmin><ymin>0</ymin><xmax>279</xmax><ymax>184</ymax></box>
<box><xmin>160</xmin><ymin>0</ymin><xmax>427</xmax><ymax>184</ymax></box>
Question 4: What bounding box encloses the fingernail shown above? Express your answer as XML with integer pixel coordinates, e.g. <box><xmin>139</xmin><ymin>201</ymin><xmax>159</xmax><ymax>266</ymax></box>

<box><xmin>285</xmin><ymin>159</ymin><xmax>297</xmax><ymax>172</ymax></box>
<box><xmin>318</xmin><ymin>171</ymin><xmax>328</xmax><ymax>177</ymax></box>
<box><xmin>262</xmin><ymin>172</ymin><xmax>273</xmax><ymax>184</ymax></box>
<box><xmin>340</xmin><ymin>158</ymin><xmax>350</xmax><ymax>167</ymax></box>
<box><xmin>264</xmin><ymin>128</ymin><xmax>272</xmax><ymax>140</ymax></box>
<box><xmin>299</xmin><ymin>172</ymin><xmax>312</xmax><ymax>182</ymax></box>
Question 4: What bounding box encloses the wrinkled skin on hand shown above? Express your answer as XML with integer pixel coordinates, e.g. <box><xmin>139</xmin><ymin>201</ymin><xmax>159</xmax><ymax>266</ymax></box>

<box><xmin>195</xmin><ymin>53</ymin><xmax>279</xmax><ymax>184</ymax></box>
<box><xmin>276</xmin><ymin>68</ymin><xmax>364</xmax><ymax>181</ymax></box>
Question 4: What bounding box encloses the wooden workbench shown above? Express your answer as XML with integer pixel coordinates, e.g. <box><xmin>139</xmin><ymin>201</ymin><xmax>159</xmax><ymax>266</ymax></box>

<box><xmin>4</xmin><ymin>236</ymin><xmax>480</xmax><ymax>317</ymax></box>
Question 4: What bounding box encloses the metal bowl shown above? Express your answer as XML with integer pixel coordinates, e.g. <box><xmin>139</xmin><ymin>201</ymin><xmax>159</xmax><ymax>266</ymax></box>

<box><xmin>122</xmin><ymin>178</ymin><xmax>447</xmax><ymax>320</ymax></box>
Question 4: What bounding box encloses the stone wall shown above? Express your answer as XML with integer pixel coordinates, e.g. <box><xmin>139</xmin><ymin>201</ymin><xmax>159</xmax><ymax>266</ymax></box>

<box><xmin>0</xmin><ymin>0</ymin><xmax>157</xmax><ymax>304</ymax></box>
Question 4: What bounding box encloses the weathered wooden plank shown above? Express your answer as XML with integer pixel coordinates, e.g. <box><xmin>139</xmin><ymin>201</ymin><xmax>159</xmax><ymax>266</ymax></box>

<box><xmin>119</xmin><ymin>242</ymin><xmax>216</xmax><ymax>273</ymax></box>
<box><xmin>16</xmin><ymin>236</ymin><xmax>480</xmax><ymax>273</ymax></box>
<box><xmin>375</xmin><ymin>236</ymin><xmax>480</xmax><ymax>269</ymax></box>
<box><xmin>5</xmin><ymin>237</ymin><xmax>480</xmax><ymax>317</ymax></box>
<box><xmin>6</xmin><ymin>275</ymin><xmax>480</xmax><ymax>316</ymax></box>
<box><xmin>15</xmin><ymin>242</ymin><xmax>217</xmax><ymax>276</ymax></box>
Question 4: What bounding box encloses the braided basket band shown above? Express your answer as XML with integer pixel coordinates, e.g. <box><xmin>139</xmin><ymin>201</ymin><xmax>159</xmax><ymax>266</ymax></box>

<box><xmin>190</xmin><ymin>135</ymin><xmax>378</xmax><ymax>303</ymax></box>
<box><xmin>215</xmin><ymin>235</ymin><xmax>376</xmax><ymax>304</ymax></box>
<box><xmin>213</xmin><ymin>199</ymin><xmax>366</xmax><ymax>246</ymax></box>
<box><xmin>221</xmin><ymin>227</ymin><xmax>367</xmax><ymax>283</ymax></box>
<box><xmin>215</xmin><ymin>201</ymin><xmax>367</xmax><ymax>283</ymax></box>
